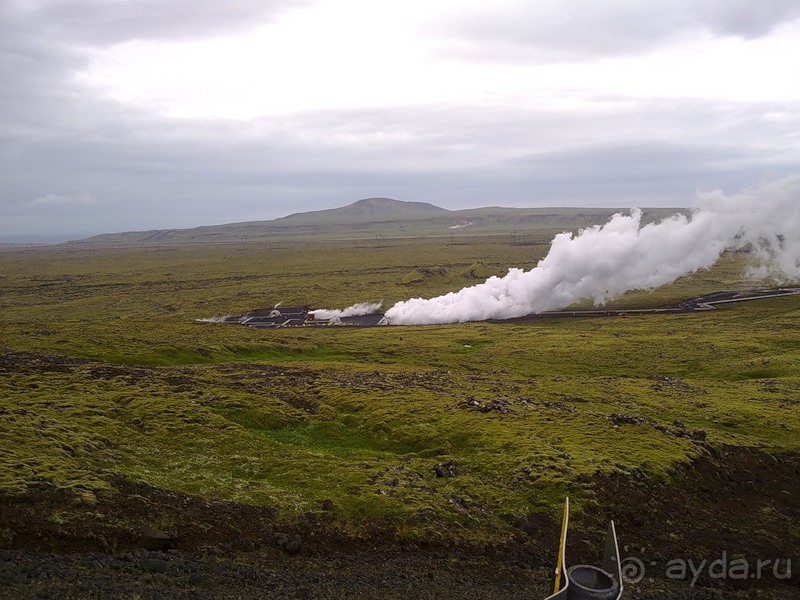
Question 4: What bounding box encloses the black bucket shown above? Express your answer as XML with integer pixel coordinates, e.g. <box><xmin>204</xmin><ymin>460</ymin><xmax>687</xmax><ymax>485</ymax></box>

<box><xmin>565</xmin><ymin>565</ymin><xmax>620</xmax><ymax>600</ymax></box>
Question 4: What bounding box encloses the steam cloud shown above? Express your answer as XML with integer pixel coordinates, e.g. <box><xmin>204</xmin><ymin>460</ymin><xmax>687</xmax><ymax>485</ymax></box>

<box><xmin>195</xmin><ymin>315</ymin><xmax>233</xmax><ymax>323</ymax></box>
<box><xmin>312</xmin><ymin>301</ymin><xmax>383</xmax><ymax>320</ymax></box>
<box><xmin>385</xmin><ymin>177</ymin><xmax>800</xmax><ymax>325</ymax></box>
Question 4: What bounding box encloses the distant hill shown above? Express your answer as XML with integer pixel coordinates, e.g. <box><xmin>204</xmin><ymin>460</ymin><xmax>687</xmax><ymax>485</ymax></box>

<box><xmin>277</xmin><ymin>197</ymin><xmax>449</xmax><ymax>225</ymax></box>
<box><xmin>72</xmin><ymin>197</ymin><xmax>686</xmax><ymax>246</ymax></box>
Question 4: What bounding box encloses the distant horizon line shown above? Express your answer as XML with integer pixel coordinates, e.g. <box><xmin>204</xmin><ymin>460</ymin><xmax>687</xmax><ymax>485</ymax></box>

<box><xmin>1</xmin><ymin>198</ymin><xmax>690</xmax><ymax>245</ymax></box>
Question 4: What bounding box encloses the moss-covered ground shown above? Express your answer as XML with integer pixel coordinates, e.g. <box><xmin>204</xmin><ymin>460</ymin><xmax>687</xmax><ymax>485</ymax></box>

<box><xmin>1</xmin><ymin>237</ymin><xmax>798</xmax><ymax>572</ymax></box>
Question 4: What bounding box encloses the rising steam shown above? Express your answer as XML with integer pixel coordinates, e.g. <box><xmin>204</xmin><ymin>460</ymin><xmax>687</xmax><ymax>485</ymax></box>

<box><xmin>195</xmin><ymin>315</ymin><xmax>233</xmax><ymax>323</ymax></box>
<box><xmin>312</xmin><ymin>301</ymin><xmax>383</xmax><ymax>320</ymax></box>
<box><xmin>386</xmin><ymin>177</ymin><xmax>800</xmax><ymax>325</ymax></box>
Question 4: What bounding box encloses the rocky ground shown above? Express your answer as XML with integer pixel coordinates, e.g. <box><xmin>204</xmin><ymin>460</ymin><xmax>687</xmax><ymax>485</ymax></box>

<box><xmin>2</xmin><ymin>445</ymin><xmax>798</xmax><ymax>599</ymax></box>
<box><xmin>2</xmin><ymin>547</ymin><xmax>797</xmax><ymax>600</ymax></box>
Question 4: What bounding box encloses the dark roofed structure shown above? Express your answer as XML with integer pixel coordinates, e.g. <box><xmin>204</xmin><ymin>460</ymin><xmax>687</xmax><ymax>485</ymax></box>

<box><xmin>205</xmin><ymin>305</ymin><xmax>388</xmax><ymax>328</ymax></box>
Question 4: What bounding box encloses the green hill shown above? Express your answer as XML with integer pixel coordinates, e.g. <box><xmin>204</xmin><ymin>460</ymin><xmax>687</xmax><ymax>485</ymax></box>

<box><xmin>72</xmin><ymin>198</ymin><xmax>686</xmax><ymax>246</ymax></box>
<box><xmin>277</xmin><ymin>197</ymin><xmax>449</xmax><ymax>225</ymax></box>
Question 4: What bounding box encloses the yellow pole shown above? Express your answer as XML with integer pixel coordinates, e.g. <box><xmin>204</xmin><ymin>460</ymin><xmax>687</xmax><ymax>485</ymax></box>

<box><xmin>553</xmin><ymin>497</ymin><xmax>569</xmax><ymax>593</ymax></box>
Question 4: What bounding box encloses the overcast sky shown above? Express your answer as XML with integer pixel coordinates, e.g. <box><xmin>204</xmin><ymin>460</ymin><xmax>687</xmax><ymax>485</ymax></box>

<box><xmin>2</xmin><ymin>0</ymin><xmax>799</xmax><ymax>242</ymax></box>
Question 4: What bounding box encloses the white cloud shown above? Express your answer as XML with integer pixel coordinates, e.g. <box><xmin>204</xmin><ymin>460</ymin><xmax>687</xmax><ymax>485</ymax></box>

<box><xmin>74</xmin><ymin>2</ymin><xmax>800</xmax><ymax>121</ymax></box>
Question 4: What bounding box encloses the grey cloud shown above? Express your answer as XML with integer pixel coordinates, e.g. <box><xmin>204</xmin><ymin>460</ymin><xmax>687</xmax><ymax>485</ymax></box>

<box><xmin>0</xmin><ymin>7</ymin><xmax>81</xmax><ymax>120</ymax></box>
<box><xmin>5</xmin><ymin>97</ymin><xmax>796</xmax><ymax>239</ymax></box>
<box><xmin>30</xmin><ymin>193</ymin><xmax>98</xmax><ymax>207</ymax></box>
<box><xmin>503</xmin><ymin>140</ymin><xmax>785</xmax><ymax>203</ymax></box>
<box><xmin>15</xmin><ymin>0</ymin><xmax>308</xmax><ymax>46</ymax></box>
<box><xmin>511</xmin><ymin>141</ymin><xmax>756</xmax><ymax>177</ymax></box>
<box><xmin>693</xmin><ymin>0</ymin><xmax>800</xmax><ymax>38</ymax></box>
<box><xmin>437</xmin><ymin>0</ymin><xmax>800</xmax><ymax>61</ymax></box>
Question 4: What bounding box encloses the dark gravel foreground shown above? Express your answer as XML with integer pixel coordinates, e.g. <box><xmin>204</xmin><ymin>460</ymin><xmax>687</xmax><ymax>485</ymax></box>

<box><xmin>2</xmin><ymin>548</ymin><xmax>545</xmax><ymax>599</ymax></box>
<box><xmin>1</xmin><ymin>548</ymin><xmax>797</xmax><ymax>600</ymax></box>
<box><xmin>2</xmin><ymin>447</ymin><xmax>797</xmax><ymax>599</ymax></box>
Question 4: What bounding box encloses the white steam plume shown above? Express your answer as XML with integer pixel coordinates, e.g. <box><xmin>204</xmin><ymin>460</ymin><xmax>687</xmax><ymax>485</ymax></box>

<box><xmin>386</xmin><ymin>177</ymin><xmax>800</xmax><ymax>325</ymax></box>
<box><xmin>195</xmin><ymin>315</ymin><xmax>235</xmax><ymax>323</ymax></box>
<box><xmin>312</xmin><ymin>301</ymin><xmax>383</xmax><ymax>320</ymax></box>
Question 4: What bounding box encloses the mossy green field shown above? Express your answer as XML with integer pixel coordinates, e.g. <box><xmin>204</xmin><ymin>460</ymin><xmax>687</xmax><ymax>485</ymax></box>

<box><xmin>1</xmin><ymin>237</ymin><xmax>798</xmax><ymax>549</ymax></box>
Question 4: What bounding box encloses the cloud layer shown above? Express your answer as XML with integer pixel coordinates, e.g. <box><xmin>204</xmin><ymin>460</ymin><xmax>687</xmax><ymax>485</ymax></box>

<box><xmin>439</xmin><ymin>0</ymin><xmax>800</xmax><ymax>60</ymax></box>
<box><xmin>1</xmin><ymin>0</ymin><xmax>799</xmax><ymax>241</ymax></box>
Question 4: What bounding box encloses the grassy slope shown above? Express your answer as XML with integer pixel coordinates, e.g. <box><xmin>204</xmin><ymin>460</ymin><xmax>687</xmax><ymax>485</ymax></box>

<box><xmin>75</xmin><ymin>206</ymin><xmax>685</xmax><ymax>245</ymax></box>
<box><xmin>1</xmin><ymin>238</ymin><xmax>798</xmax><ymax>547</ymax></box>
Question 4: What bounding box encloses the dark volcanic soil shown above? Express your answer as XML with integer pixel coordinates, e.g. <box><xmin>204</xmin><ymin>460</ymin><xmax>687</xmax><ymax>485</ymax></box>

<box><xmin>1</xmin><ymin>447</ymin><xmax>798</xmax><ymax>599</ymax></box>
